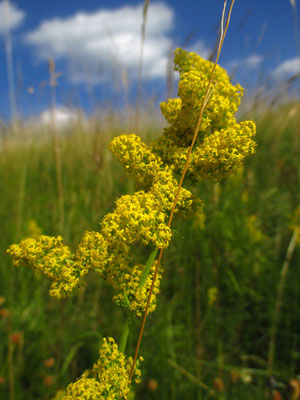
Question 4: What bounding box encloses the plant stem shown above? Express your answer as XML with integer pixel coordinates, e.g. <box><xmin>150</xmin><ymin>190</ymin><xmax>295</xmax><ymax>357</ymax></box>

<box><xmin>267</xmin><ymin>226</ymin><xmax>299</xmax><ymax>373</ymax></box>
<box><xmin>135</xmin><ymin>0</ymin><xmax>150</xmax><ymax>131</ymax></box>
<box><xmin>167</xmin><ymin>358</ymin><xmax>216</xmax><ymax>396</ymax></box>
<box><xmin>4</xmin><ymin>0</ymin><xmax>18</xmax><ymax>123</ymax></box>
<box><xmin>120</xmin><ymin>249</ymin><xmax>157</xmax><ymax>354</ymax></box>
<box><xmin>129</xmin><ymin>0</ymin><xmax>236</xmax><ymax>382</ymax></box>
<box><xmin>7</xmin><ymin>316</ymin><xmax>15</xmax><ymax>400</ymax></box>
<box><xmin>49</xmin><ymin>58</ymin><xmax>65</xmax><ymax>235</ymax></box>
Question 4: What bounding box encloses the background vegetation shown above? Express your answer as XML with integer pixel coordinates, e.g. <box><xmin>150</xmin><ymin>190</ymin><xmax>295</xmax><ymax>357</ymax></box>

<box><xmin>0</xmin><ymin>98</ymin><xmax>299</xmax><ymax>399</ymax></box>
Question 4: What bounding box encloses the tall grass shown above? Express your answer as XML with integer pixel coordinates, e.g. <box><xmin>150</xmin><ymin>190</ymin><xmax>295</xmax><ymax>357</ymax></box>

<box><xmin>0</xmin><ymin>99</ymin><xmax>299</xmax><ymax>399</ymax></box>
<box><xmin>1</xmin><ymin>0</ymin><xmax>300</xmax><ymax>398</ymax></box>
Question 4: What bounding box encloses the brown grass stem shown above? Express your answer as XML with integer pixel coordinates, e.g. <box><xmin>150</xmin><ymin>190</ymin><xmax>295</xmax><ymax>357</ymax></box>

<box><xmin>4</xmin><ymin>0</ymin><xmax>18</xmax><ymax>123</ymax></box>
<box><xmin>267</xmin><ymin>225</ymin><xmax>299</xmax><ymax>373</ymax></box>
<box><xmin>289</xmin><ymin>0</ymin><xmax>300</xmax><ymax>60</ymax></box>
<box><xmin>15</xmin><ymin>146</ymin><xmax>30</xmax><ymax>241</ymax></box>
<box><xmin>166</xmin><ymin>44</ymin><xmax>175</xmax><ymax>99</ymax></box>
<box><xmin>7</xmin><ymin>316</ymin><xmax>15</xmax><ymax>400</ymax></box>
<box><xmin>102</xmin><ymin>27</ymin><xmax>131</xmax><ymax>121</ymax></box>
<box><xmin>129</xmin><ymin>0</ymin><xmax>236</xmax><ymax>382</ymax></box>
<box><xmin>135</xmin><ymin>0</ymin><xmax>150</xmax><ymax>131</ymax></box>
<box><xmin>49</xmin><ymin>58</ymin><xmax>65</xmax><ymax>234</ymax></box>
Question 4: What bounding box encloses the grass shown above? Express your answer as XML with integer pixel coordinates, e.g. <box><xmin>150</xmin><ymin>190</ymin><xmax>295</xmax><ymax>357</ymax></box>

<box><xmin>1</xmin><ymin>0</ymin><xmax>300</xmax><ymax>397</ymax></box>
<box><xmin>0</xmin><ymin>99</ymin><xmax>299</xmax><ymax>399</ymax></box>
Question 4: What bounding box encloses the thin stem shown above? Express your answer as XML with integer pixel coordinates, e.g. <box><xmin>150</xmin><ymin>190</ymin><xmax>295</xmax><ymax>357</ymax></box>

<box><xmin>135</xmin><ymin>0</ymin><xmax>150</xmax><ymax>131</ymax></box>
<box><xmin>4</xmin><ymin>0</ymin><xmax>18</xmax><ymax>123</ymax></box>
<box><xmin>289</xmin><ymin>0</ymin><xmax>300</xmax><ymax>61</ymax></box>
<box><xmin>48</xmin><ymin>58</ymin><xmax>65</xmax><ymax>234</ymax></box>
<box><xmin>15</xmin><ymin>148</ymin><xmax>30</xmax><ymax>241</ymax></box>
<box><xmin>129</xmin><ymin>0</ymin><xmax>236</xmax><ymax>381</ymax></box>
<box><xmin>267</xmin><ymin>226</ymin><xmax>299</xmax><ymax>372</ymax></box>
<box><xmin>167</xmin><ymin>358</ymin><xmax>216</xmax><ymax>395</ymax></box>
<box><xmin>7</xmin><ymin>316</ymin><xmax>15</xmax><ymax>400</ymax></box>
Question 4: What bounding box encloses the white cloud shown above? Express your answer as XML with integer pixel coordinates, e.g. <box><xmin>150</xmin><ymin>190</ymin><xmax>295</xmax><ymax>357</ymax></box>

<box><xmin>228</xmin><ymin>54</ymin><xmax>263</xmax><ymax>71</ymax></box>
<box><xmin>38</xmin><ymin>107</ymin><xmax>85</xmax><ymax>128</ymax></box>
<box><xmin>0</xmin><ymin>1</ymin><xmax>25</xmax><ymax>34</ymax></box>
<box><xmin>273</xmin><ymin>57</ymin><xmax>300</xmax><ymax>80</ymax></box>
<box><xmin>189</xmin><ymin>40</ymin><xmax>211</xmax><ymax>60</ymax></box>
<box><xmin>243</xmin><ymin>54</ymin><xmax>263</xmax><ymax>69</ymax></box>
<box><xmin>25</xmin><ymin>2</ymin><xmax>174</xmax><ymax>83</ymax></box>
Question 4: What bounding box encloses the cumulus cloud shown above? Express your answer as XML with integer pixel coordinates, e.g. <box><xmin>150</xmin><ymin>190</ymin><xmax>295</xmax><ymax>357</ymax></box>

<box><xmin>228</xmin><ymin>54</ymin><xmax>263</xmax><ymax>70</ymax></box>
<box><xmin>38</xmin><ymin>107</ymin><xmax>85</xmax><ymax>128</ymax></box>
<box><xmin>273</xmin><ymin>57</ymin><xmax>300</xmax><ymax>80</ymax></box>
<box><xmin>189</xmin><ymin>40</ymin><xmax>211</xmax><ymax>60</ymax></box>
<box><xmin>0</xmin><ymin>1</ymin><xmax>25</xmax><ymax>34</ymax></box>
<box><xmin>243</xmin><ymin>54</ymin><xmax>263</xmax><ymax>69</ymax></box>
<box><xmin>25</xmin><ymin>2</ymin><xmax>174</xmax><ymax>83</ymax></box>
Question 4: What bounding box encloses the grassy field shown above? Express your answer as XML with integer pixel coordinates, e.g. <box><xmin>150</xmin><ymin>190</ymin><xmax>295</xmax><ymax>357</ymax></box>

<box><xmin>0</xmin><ymin>101</ymin><xmax>300</xmax><ymax>399</ymax></box>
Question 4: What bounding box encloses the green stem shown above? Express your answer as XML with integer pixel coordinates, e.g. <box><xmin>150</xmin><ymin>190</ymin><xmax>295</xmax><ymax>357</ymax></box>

<box><xmin>119</xmin><ymin>249</ymin><xmax>157</xmax><ymax>355</ymax></box>
<box><xmin>119</xmin><ymin>249</ymin><xmax>157</xmax><ymax>356</ymax></box>
<box><xmin>267</xmin><ymin>226</ymin><xmax>299</xmax><ymax>373</ymax></box>
<box><xmin>119</xmin><ymin>318</ymin><xmax>130</xmax><ymax>354</ymax></box>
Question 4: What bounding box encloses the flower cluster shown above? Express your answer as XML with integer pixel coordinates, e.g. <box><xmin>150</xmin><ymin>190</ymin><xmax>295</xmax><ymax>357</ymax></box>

<box><xmin>153</xmin><ymin>48</ymin><xmax>256</xmax><ymax>181</ymax></box>
<box><xmin>7</xmin><ymin>232</ymin><xmax>108</xmax><ymax>298</ymax></box>
<box><xmin>7</xmin><ymin>48</ymin><xmax>256</xmax><ymax>399</ymax></box>
<box><xmin>113</xmin><ymin>263</ymin><xmax>162</xmax><ymax>317</ymax></box>
<box><xmin>62</xmin><ymin>337</ymin><xmax>142</xmax><ymax>400</ymax></box>
<box><xmin>109</xmin><ymin>134</ymin><xmax>163</xmax><ymax>190</ymax></box>
<box><xmin>7</xmin><ymin>49</ymin><xmax>256</xmax><ymax>315</ymax></box>
<box><xmin>8</xmin><ymin>133</ymin><xmax>199</xmax><ymax>316</ymax></box>
<box><xmin>109</xmin><ymin>134</ymin><xmax>196</xmax><ymax>211</ymax></box>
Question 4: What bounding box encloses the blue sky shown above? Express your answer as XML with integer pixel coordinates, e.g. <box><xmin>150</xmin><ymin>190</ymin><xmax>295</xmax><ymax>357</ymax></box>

<box><xmin>0</xmin><ymin>0</ymin><xmax>299</xmax><ymax>121</ymax></box>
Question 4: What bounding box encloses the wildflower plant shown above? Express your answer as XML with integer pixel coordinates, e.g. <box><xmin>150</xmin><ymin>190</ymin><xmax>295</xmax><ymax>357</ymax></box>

<box><xmin>62</xmin><ymin>338</ymin><xmax>142</xmax><ymax>400</ymax></box>
<box><xmin>7</xmin><ymin>2</ymin><xmax>256</xmax><ymax>397</ymax></box>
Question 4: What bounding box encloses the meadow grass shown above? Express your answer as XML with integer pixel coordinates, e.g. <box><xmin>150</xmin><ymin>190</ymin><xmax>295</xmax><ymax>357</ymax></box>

<box><xmin>0</xmin><ymin>99</ymin><xmax>299</xmax><ymax>399</ymax></box>
<box><xmin>0</xmin><ymin>0</ymin><xmax>299</xmax><ymax>396</ymax></box>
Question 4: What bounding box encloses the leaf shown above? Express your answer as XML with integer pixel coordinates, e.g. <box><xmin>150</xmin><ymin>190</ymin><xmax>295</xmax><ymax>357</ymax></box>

<box><xmin>138</xmin><ymin>249</ymin><xmax>158</xmax><ymax>288</ymax></box>
<box><xmin>60</xmin><ymin>341</ymin><xmax>83</xmax><ymax>377</ymax></box>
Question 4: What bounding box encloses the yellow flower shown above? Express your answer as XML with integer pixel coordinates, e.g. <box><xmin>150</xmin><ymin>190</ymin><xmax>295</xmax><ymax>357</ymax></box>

<box><xmin>113</xmin><ymin>264</ymin><xmax>162</xmax><ymax>317</ymax></box>
<box><xmin>62</xmin><ymin>337</ymin><xmax>142</xmax><ymax>400</ymax></box>
<box><xmin>153</xmin><ymin>48</ymin><xmax>256</xmax><ymax>181</ymax></box>
<box><xmin>8</xmin><ymin>47</ymin><xmax>257</xmax><ymax>398</ymax></box>
<box><xmin>7</xmin><ymin>232</ymin><xmax>108</xmax><ymax>298</ymax></box>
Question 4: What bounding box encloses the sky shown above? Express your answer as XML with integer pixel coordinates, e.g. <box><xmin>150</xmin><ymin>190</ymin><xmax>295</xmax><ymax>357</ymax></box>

<box><xmin>0</xmin><ymin>0</ymin><xmax>299</xmax><ymax>121</ymax></box>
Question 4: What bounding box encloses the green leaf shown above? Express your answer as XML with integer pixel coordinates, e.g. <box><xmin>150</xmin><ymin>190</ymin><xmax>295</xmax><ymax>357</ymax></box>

<box><xmin>138</xmin><ymin>249</ymin><xmax>158</xmax><ymax>288</ymax></box>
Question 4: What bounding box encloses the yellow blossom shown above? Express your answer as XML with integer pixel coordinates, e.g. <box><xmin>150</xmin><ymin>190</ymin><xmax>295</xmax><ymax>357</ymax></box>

<box><xmin>62</xmin><ymin>337</ymin><xmax>142</xmax><ymax>400</ymax></box>
<box><xmin>113</xmin><ymin>264</ymin><xmax>162</xmax><ymax>317</ymax></box>
<box><xmin>8</xmin><ymin>46</ymin><xmax>257</xmax><ymax>399</ymax></box>
<box><xmin>153</xmin><ymin>48</ymin><xmax>256</xmax><ymax>181</ymax></box>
